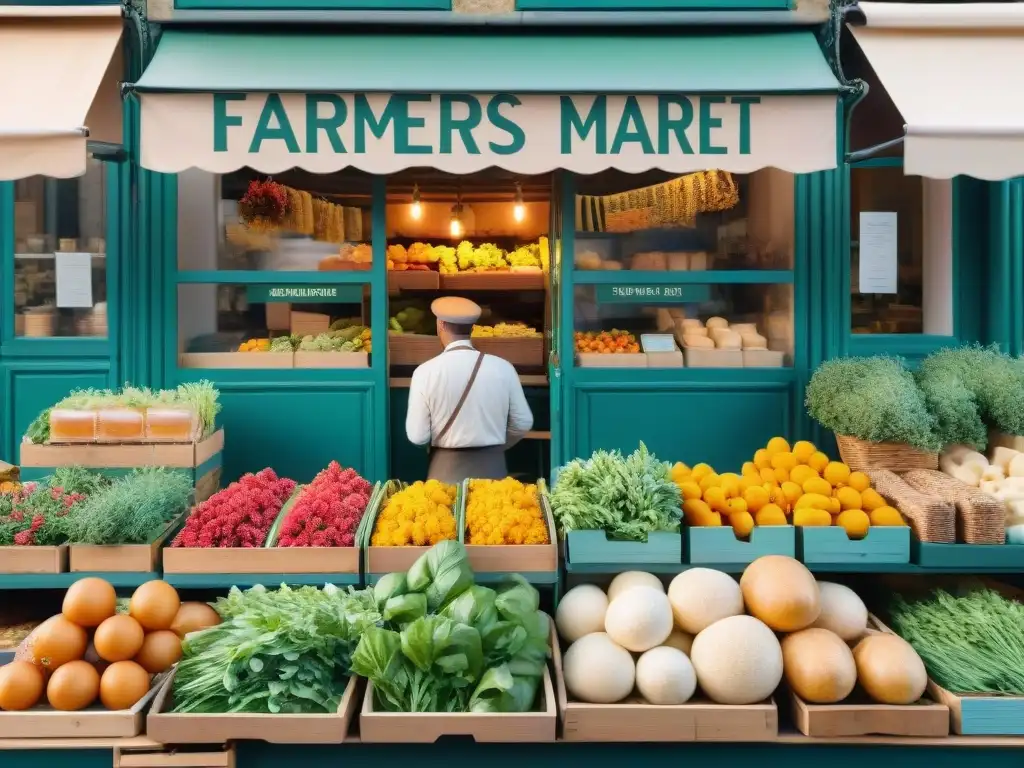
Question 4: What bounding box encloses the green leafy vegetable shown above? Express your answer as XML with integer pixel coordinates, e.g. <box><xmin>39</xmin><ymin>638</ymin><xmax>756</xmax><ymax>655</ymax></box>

<box><xmin>173</xmin><ymin>583</ymin><xmax>380</xmax><ymax>714</ymax></box>
<box><xmin>406</xmin><ymin>539</ymin><xmax>475</xmax><ymax>611</ymax></box>
<box><xmin>805</xmin><ymin>356</ymin><xmax>942</xmax><ymax>451</ymax></box>
<box><xmin>549</xmin><ymin>442</ymin><xmax>682</xmax><ymax>541</ymax></box>
<box><xmin>63</xmin><ymin>468</ymin><xmax>192</xmax><ymax>545</ymax></box>
<box><xmin>890</xmin><ymin>587</ymin><xmax>1024</xmax><ymax>695</ymax></box>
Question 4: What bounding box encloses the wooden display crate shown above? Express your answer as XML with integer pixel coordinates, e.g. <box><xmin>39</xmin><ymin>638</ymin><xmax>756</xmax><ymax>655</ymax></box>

<box><xmin>459</xmin><ymin>479</ymin><xmax>558</xmax><ymax>574</ymax></box>
<box><xmin>0</xmin><ymin>545</ymin><xmax>66</xmax><ymax>574</ymax></box>
<box><xmin>687</xmin><ymin>525</ymin><xmax>796</xmax><ymax>566</ymax></box>
<box><xmin>19</xmin><ymin>431</ymin><xmax>223</xmax><ymax>506</ymax></box>
<box><xmin>870</xmin><ymin>612</ymin><xmax>1024</xmax><ymax>735</ymax></box>
<box><xmin>789</xmin><ymin>690</ymin><xmax>949</xmax><ymax>738</ymax></box>
<box><xmin>565</xmin><ymin>530</ymin><xmax>683</xmax><ymax>567</ymax></box>
<box><xmin>147</xmin><ymin>669</ymin><xmax>357</xmax><ymax>744</ymax></box>
<box><xmin>799</xmin><ymin>526</ymin><xmax>910</xmax><ymax>565</ymax></box>
<box><xmin>684</xmin><ymin>348</ymin><xmax>743</xmax><ymax>368</ymax></box>
<box><xmin>360</xmin><ymin>668</ymin><xmax>556</xmax><ymax>743</ymax></box>
<box><xmin>440</xmin><ymin>272</ymin><xmax>546</xmax><ymax>291</ymax></box>
<box><xmin>576</xmin><ymin>353</ymin><xmax>647</xmax><ymax>368</ymax></box>
<box><xmin>115</xmin><ymin>744</ymin><xmax>235</xmax><ymax>768</ymax></box>
<box><xmin>179</xmin><ymin>352</ymin><xmax>294</xmax><ymax>369</ymax></box>
<box><xmin>290</xmin><ymin>311</ymin><xmax>331</xmax><ymax>336</ymax></box>
<box><xmin>473</xmin><ymin>337</ymin><xmax>544</xmax><ymax>367</ymax></box>
<box><xmin>389</xmin><ymin>331</ymin><xmax>442</xmax><ymax>366</ymax></box>
<box><xmin>69</xmin><ymin>514</ymin><xmax>184</xmax><ymax>573</ymax></box>
<box><xmin>646</xmin><ymin>350</ymin><xmax>684</xmax><ymax>368</ymax></box>
<box><xmin>388</xmin><ymin>270</ymin><xmax>440</xmax><ymax>291</ymax></box>
<box><xmin>362</xmin><ymin>481</ymin><xmax>461</xmax><ymax>577</ymax></box>
<box><xmin>742</xmin><ymin>349</ymin><xmax>785</xmax><ymax>368</ymax></box>
<box><xmin>553</xmin><ymin>629</ymin><xmax>777</xmax><ymax>742</ymax></box>
<box><xmin>294</xmin><ymin>351</ymin><xmax>369</xmax><ymax>369</ymax></box>
<box><xmin>0</xmin><ymin>668</ymin><xmax>162</xmax><ymax>738</ymax></box>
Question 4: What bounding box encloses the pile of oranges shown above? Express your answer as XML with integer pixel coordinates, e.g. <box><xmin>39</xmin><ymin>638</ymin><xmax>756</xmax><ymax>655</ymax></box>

<box><xmin>237</xmin><ymin>338</ymin><xmax>271</xmax><ymax>352</ymax></box>
<box><xmin>574</xmin><ymin>330</ymin><xmax>640</xmax><ymax>354</ymax></box>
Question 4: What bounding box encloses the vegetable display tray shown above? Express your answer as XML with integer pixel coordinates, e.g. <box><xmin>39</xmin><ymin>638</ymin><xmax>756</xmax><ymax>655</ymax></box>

<box><xmin>20</xmin><ymin>429</ymin><xmax>225</xmax><ymax>470</ymax></box>
<box><xmin>147</xmin><ymin>669</ymin><xmax>358</xmax><ymax>744</ymax></box>
<box><xmin>458</xmin><ymin>479</ymin><xmax>558</xmax><ymax>574</ymax></box>
<box><xmin>687</xmin><ymin>526</ymin><xmax>796</xmax><ymax>566</ymax></box>
<box><xmin>0</xmin><ymin>665</ymin><xmax>158</xmax><ymax>738</ymax></box>
<box><xmin>789</xmin><ymin>690</ymin><xmax>949</xmax><ymax>738</ymax></box>
<box><xmin>870</xmin><ymin>613</ymin><xmax>1024</xmax><ymax>735</ymax></box>
<box><xmin>388</xmin><ymin>271</ymin><xmax>440</xmax><ymax>291</ymax></box>
<box><xmin>294</xmin><ymin>351</ymin><xmax>369</xmax><ymax>369</ymax></box>
<box><xmin>179</xmin><ymin>352</ymin><xmax>295</xmax><ymax>369</ymax></box>
<box><xmin>389</xmin><ymin>332</ymin><xmax>442</xmax><ymax>366</ymax></box>
<box><xmin>359</xmin><ymin>667</ymin><xmax>557</xmax><ymax>743</ymax></box>
<box><xmin>799</xmin><ymin>526</ymin><xmax>910</xmax><ymax>565</ymax></box>
<box><xmin>552</xmin><ymin>634</ymin><xmax>777</xmax><ymax>742</ymax></box>
<box><xmin>440</xmin><ymin>272</ymin><xmax>546</xmax><ymax>291</ymax></box>
<box><xmin>576</xmin><ymin>352</ymin><xmax>647</xmax><ymax>368</ymax></box>
<box><xmin>913</xmin><ymin>540</ymin><xmax>1024</xmax><ymax>570</ymax></box>
<box><xmin>0</xmin><ymin>544</ymin><xmax>66</xmax><ymax>574</ymax></box>
<box><xmin>114</xmin><ymin>744</ymin><xmax>235</xmax><ymax>768</ymax></box>
<box><xmin>163</xmin><ymin>545</ymin><xmax>360</xmax><ymax>575</ymax></box>
<box><xmin>69</xmin><ymin>514</ymin><xmax>183</xmax><ymax>573</ymax></box>
<box><xmin>473</xmin><ymin>337</ymin><xmax>545</xmax><ymax>367</ymax></box>
<box><xmin>565</xmin><ymin>530</ymin><xmax>683</xmax><ymax>566</ymax></box>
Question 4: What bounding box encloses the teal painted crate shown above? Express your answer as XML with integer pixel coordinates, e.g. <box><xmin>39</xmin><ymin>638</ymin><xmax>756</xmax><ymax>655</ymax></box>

<box><xmin>688</xmin><ymin>525</ymin><xmax>795</xmax><ymax>566</ymax></box>
<box><xmin>799</xmin><ymin>526</ymin><xmax>910</xmax><ymax>565</ymax></box>
<box><xmin>565</xmin><ymin>530</ymin><xmax>683</xmax><ymax>566</ymax></box>
<box><xmin>913</xmin><ymin>539</ymin><xmax>1024</xmax><ymax>570</ymax></box>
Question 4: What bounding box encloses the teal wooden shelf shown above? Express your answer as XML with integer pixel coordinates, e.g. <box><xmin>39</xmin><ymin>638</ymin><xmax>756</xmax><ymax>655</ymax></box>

<box><xmin>565</xmin><ymin>561</ymin><xmax>1024</xmax><ymax>575</ymax></box>
<box><xmin>162</xmin><ymin>573</ymin><xmax>361</xmax><ymax>589</ymax></box>
<box><xmin>573</xmin><ymin>269</ymin><xmax>794</xmax><ymax>285</ymax></box>
<box><xmin>0</xmin><ymin>572</ymin><xmax>156</xmax><ymax>590</ymax></box>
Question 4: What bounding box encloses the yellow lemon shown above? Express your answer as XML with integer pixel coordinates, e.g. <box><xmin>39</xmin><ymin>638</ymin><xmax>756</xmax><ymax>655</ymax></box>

<box><xmin>847</xmin><ymin>471</ymin><xmax>871</xmax><ymax>492</ymax></box>
<box><xmin>766</xmin><ymin>437</ymin><xmax>791</xmax><ymax>457</ymax></box>
<box><xmin>771</xmin><ymin>452</ymin><xmax>798</xmax><ymax>472</ymax></box>
<box><xmin>837</xmin><ymin>509</ymin><xmax>870</xmax><ymax>539</ymax></box>
<box><xmin>792</xmin><ymin>440</ymin><xmax>817</xmax><ymax>463</ymax></box>
<box><xmin>861</xmin><ymin>488</ymin><xmax>886</xmax><ymax>511</ymax></box>
<box><xmin>756</xmin><ymin>504</ymin><xmax>788</xmax><ymax>526</ymax></box>
<box><xmin>802</xmin><ymin>477</ymin><xmax>833</xmax><ymax>497</ymax></box>
<box><xmin>870</xmin><ymin>506</ymin><xmax>906</xmax><ymax>526</ymax></box>
<box><xmin>703</xmin><ymin>486</ymin><xmax>728</xmax><ymax>513</ymax></box>
<box><xmin>794</xmin><ymin>507</ymin><xmax>833</xmax><ymax>527</ymax></box>
<box><xmin>753</xmin><ymin>449</ymin><xmax>772</xmax><ymax>470</ymax></box>
<box><xmin>699</xmin><ymin>473</ymin><xmax>722</xmax><ymax>493</ymax></box>
<box><xmin>742</xmin><ymin>461</ymin><xmax>760</xmax><ymax>478</ymax></box>
<box><xmin>789</xmin><ymin>465</ymin><xmax>819</xmax><ymax>486</ymax></box>
<box><xmin>824</xmin><ymin>461</ymin><xmax>852</xmax><ymax>487</ymax></box>
<box><xmin>730</xmin><ymin>511</ymin><xmax>755</xmax><ymax>538</ymax></box>
<box><xmin>781</xmin><ymin>481</ymin><xmax>803</xmax><ymax>507</ymax></box>
<box><xmin>743</xmin><ymin>485</ymin><xmax>770</xmax><ymax>513</ymax></box>
<box><xmin>836</xmin><ymin>486</ymin><xmax>863</xmax><ymax>511</ymax></box>
<box><xmin>691</xmin><ymin>463</ymin><xmax>714</xmax><ymax>481</ymax></box>
<box><xmin>679</xmin><ymin>481</ymin><xmax>702</xmax><ymax>501</ymax></box>
<box><xmin>808</xmin><ymin>451</ymin><xmax>830</xmax><ymax>474</ymax></box>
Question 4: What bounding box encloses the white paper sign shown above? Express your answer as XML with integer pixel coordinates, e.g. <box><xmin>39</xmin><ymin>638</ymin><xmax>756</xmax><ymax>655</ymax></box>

<box><xmin>858</xmin><ymin>212</ymin><xmax>898</xmax><ymax>294</ymax></box>
<box><xmin>55</xmin><ymin>252</ymin><xmax>94</xmax><ymax>309</ymax></box>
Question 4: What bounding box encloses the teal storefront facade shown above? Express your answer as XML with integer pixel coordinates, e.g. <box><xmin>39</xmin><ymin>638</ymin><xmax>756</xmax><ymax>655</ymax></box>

<box><xmin>0</xmin><ymin>0</ymin><xmax>1021</xmax><ymax>482</ymax></box>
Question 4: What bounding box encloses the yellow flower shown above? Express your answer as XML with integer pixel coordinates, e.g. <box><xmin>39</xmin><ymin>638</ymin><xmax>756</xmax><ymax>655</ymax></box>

<box><xmin>372</xmin><ymin>482</ymin><xmax>458</xmax><ymax>546</ymax></box>
<box><xmin>465</xmin><ymin>478</ymin><xmax>550</xmax><ymax>546</ymax></box>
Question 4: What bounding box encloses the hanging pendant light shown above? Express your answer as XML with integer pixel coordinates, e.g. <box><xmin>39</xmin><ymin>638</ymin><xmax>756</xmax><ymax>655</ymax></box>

<box><xmin>410</xmin><ymin>183</ymin><xmax>423</xmax><ymax>220</ymax></box>
<box><xmin>512</xmin><ymin>182</ymin><xmax>526</xmax><ymax>223</ymax></box>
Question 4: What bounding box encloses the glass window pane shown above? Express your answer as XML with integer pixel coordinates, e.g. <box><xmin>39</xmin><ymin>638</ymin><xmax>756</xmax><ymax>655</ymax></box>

<box><xmin>177</xmin><ymin>169</ymin><xmax>373</xmax><ymax>271</ymax></box>
<box><xmin>573</xmin><ymin>283</ymin><xmax>793</xmax><ymax>367</ymax></box>
<box><xmin>177</xmin><ymin>283</ymin><xmax>372</xmax><ymax>368</ymax></box>
<box><xmin>383</xmin><ymin>169</ymin><xmax>551</xmax><ymax>374</ymax></box>
<box><xmin>850</xmin><ymin>167</ymin><xmax>953</xmax><ymax>335</ymax></box>
<box><xmin>573</xmin><ymin>169</ymin><xmax>794</xmax><ymax>272</ymax></box>
<box><xmin>13</xmin><ymin>159</ymin><xmax>108</xmax><ymax>337</ymax></box>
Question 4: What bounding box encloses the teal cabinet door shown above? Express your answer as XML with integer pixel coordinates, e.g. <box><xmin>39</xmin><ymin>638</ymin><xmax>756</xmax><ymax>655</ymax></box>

<box><xmin>6</xmin><ymin>364</ymin><xmax>110</xmax><ymax>462</ymax></box>
<box><xmin>212</xmin><ymin>385</ymin><xmax>375</xmax><ymax>484</ymax></box>
<box><xmin>573</xmin><ymin>385</ymin><xmax>792</xmax><ymax>471</ymax></box>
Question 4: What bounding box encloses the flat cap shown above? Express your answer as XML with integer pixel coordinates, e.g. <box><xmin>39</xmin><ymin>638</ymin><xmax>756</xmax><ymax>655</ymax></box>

<box><xmin>431</xmin><ymin>296</ymin><xmax>481</xmax><ymax>324</ymax></box>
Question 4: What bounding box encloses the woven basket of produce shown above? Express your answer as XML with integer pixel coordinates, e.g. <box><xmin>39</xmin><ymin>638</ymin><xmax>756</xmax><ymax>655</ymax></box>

<box><xmin>901</xmin><ymin>469</ymin><xmax>1005</xmax><ymax>545</ymax></box>
<box><xmin>867</xmin><ymin>469</ymin><xmax>955</xmax><ymax>543</ymax></box>
<box><xmin>836</xmin><ymin>434</ymin><xmax>938</xmax><ymax>473</ymax></box>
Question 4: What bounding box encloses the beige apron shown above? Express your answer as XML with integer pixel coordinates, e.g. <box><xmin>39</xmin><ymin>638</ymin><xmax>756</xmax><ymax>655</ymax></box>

<box><xmin>426</xmin><ymin>347</ymin><xmax>508</xmax><ymax>485</ymax></box>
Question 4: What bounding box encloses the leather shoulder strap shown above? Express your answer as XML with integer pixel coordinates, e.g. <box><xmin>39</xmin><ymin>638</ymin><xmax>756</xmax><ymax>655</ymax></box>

<box><xmin>436</xmin><ymin>351</ymin><xmax>485</xmax><ymax>443</ymax></box>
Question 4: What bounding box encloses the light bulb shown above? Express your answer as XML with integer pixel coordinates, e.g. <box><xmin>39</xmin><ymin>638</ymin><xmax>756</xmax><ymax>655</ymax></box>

<box><xmin>410</xmin><ymin>184</ymin><xmax>422</xmax><ymax>220</ymax></box>
<box><xmin>513</xmin><ymin>203</ymin><xmax>526</xmax><ymax>223</ymax></box>
<box><xmin>450</xmin><ymin>217</ymin><xmax>463</xmax><ymax>238</ymax></box>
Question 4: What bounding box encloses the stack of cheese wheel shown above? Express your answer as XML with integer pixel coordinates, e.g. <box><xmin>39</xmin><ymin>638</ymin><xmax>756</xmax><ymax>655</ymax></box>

<box><xmin>678</xmin><ymin>317</ymin><xmax>768</xmax><ymax>352</ymax></box>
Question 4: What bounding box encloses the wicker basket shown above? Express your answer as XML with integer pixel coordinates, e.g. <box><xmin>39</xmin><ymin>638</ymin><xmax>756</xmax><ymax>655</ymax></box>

<box><xmin>835</xmin><ymin>434</ymin><xmax>939</xmax><ymax>472</ymax></box>
<box><xmin>901</xmin><ymin>470</ymin><xmax>1005</xmax><ymax>545</ymax></box>
<box><xmin>867</xmin><ymin>469</ymin><xmax>955</xmax><ymax>543</ymax></box>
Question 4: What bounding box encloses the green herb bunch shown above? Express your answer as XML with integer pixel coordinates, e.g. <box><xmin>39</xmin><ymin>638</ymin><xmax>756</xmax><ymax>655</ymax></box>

<box><xmin>915</xmin><ymin>348</ymin><xmax>988</xmax><ymax>449</ymax></box>
<box><xmin>806</xmin><ymin>356</ymin><xmax>941</xmax><ymax>451</ymax></box>
<box><xmin>891</xmin><ymin>587</ymin><xmax>1024</xmax><ymax>695</ymax></box>
<box><xmin>62</xmin><ymin>467</ymin><xmax>192</xmax><ymax>545</ymax></box>
<box><xmin>173</xmin><ymin>583</ymin><xmax>381</xmax><ymax>714</ymax></box>
<box><xmin>549</xmin><ymin>442</ymin><xmax>682</xmax><ymax>541</ymax></box>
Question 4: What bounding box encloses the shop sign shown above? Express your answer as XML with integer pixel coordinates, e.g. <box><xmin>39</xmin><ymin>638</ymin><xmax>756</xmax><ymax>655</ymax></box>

<box><xmin>595</xmin><ymin>284</ymin><xmax>710</xmax><ymax>303</ymax></box>
<box><xmin>139</xmin><ymin>91</ymin><xmax>838</xmax><ymax>175</ymax></box>
<box><xmin>246</xmin><ymin>285</ymin><xmax>364</xmax><ymax>303</ymax></box>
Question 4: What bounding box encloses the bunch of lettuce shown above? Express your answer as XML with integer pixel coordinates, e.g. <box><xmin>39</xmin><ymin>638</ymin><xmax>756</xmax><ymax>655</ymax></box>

<box><xmin>350</xmin><ymin>540</ymin><xmax>550</xmax><ymax>713</ymax></box>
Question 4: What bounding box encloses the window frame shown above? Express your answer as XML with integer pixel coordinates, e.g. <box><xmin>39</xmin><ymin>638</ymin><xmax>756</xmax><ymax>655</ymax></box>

<box><xmin>845</xmin><ymin>155</ymin><xmax>977</xmax><ymax>362</ymax></box>
<box><xmin>1</xmin><ymin>152</ymin><xmax>123</xmax><ymax>359</ymax></box>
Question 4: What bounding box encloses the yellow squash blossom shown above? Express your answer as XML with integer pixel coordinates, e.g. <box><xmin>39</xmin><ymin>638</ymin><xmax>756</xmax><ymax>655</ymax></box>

<box><xmin>371</xmin><ymin>480</ymin><xmax>457</xmax><ymax>546</ymax></box>
<box><xmin>465</xmin><ymin>478</ymin><xmax>550</xmax><ymax>546</ymax></box>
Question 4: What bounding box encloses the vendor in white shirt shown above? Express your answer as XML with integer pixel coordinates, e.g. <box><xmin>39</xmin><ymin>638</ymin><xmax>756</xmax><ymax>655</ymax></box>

<box><xmin>406</xmin><ymin>297</ymin><xmax>534</xmax><ymax>484</ymax></box>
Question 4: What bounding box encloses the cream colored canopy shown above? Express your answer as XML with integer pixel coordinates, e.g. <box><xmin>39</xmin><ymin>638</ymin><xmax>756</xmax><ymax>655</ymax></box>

<box><xmin>851</xmin><ymin>2</ymin><xmax>1024</xmax><ymax>181</ymax></box>
<box><xmin>0</xmin><ymin>6</ymin><xmax>123</xmax><ymax>181</ymax></box>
